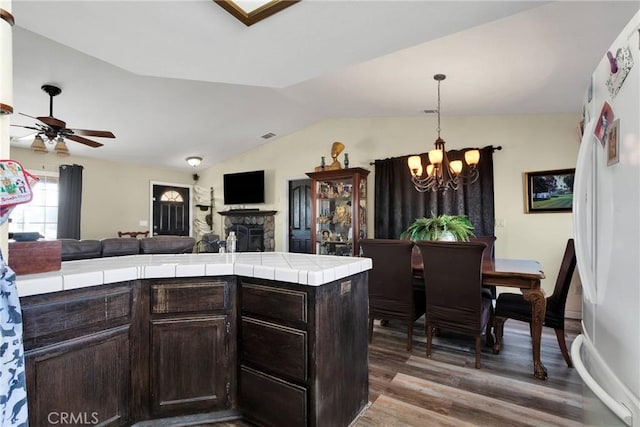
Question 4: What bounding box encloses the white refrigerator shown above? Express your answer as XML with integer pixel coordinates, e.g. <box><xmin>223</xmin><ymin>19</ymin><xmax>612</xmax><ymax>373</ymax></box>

<box><xmin>572</xmin><ymin>11</ymin><xmax>640</xmax><ymax>427</ymax></box>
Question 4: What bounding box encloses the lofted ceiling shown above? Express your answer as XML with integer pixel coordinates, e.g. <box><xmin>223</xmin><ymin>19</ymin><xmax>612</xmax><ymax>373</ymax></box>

<box><xmin>8</xmin><ymin>1</ymin><xmax>640</xmax><ymax>171</ymax></box>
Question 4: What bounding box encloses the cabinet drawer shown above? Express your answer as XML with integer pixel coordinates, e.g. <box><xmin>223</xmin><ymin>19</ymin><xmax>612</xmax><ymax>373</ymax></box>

<box><xmin>151</xmin><ymin>281</ymin><xmax>226</xmax><ymax>314</ymax></box>
<box><xmin>22</xmin><ymin>286</ymin><xmax>132</xmax><ymax>344</ymax></box>
<box><xmin>240</xmin><ymin>365</ymin><xmax>307</xmax><ymax>427</ymax></box>
<box><xmin>241</xmin><ymin>317</ymin><xmax>307</xmax><ymax>382</ymax></box>
<box><xmin>241</xmin><ymin>282</ymin><xmax>307</xmax><ymax>324</ymax></box>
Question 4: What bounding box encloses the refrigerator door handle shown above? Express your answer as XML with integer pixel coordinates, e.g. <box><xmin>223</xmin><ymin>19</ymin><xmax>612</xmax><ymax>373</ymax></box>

<box><xmin>573</xmin><ymin>123</ymin><xmax>597</xmax><ymax>304</ymax></box>
<box><xmin>571</xmin><ymin>334</ymin><xmax>633</xmax><ymax>426</ymax></box>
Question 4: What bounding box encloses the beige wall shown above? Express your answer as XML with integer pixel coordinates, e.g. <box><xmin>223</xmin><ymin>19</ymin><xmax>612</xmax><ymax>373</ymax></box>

<box><xmin>10</xmin><ymin>148</ymin><xmax>193</xmax><ymax>239</ymax></box>
<box><xmin>10</xmin><ymin>113</ymin><xmax>583</xmax><ymax>316</ymax></box>
<box><xmin>200</xmin><ymin>113</ymin><xmax>582</xmax><ymax>316</ymax></box>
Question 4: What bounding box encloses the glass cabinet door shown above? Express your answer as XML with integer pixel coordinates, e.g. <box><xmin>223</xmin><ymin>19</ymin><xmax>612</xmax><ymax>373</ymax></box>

<box><xmin>306</xmin><ymin>168</ymin><xmax>369</xmax><ymax>256</ymax></box>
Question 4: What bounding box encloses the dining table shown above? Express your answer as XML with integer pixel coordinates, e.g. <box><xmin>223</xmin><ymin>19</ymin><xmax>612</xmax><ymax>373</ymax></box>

<box><xmin>412</xmin><ymin>254</ymin><xmax>548</xmax><ymax>380</ymax></box>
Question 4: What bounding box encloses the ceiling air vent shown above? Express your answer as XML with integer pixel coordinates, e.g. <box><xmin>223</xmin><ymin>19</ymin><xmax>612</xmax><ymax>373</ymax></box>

<box><xmin>261</xmin><ymin>132</ymin><xmax>276</xmax><ymax>139</ymax></box>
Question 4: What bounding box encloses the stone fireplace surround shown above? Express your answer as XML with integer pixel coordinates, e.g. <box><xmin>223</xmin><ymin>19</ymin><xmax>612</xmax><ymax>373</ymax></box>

<box><xmin>219</xmin><ymin>210</ymin><xmax>277</xmax><ymax>252</ymax></box>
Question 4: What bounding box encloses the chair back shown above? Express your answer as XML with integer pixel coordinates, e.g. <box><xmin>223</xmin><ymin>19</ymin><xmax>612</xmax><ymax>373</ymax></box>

<box><xmin>546</xmin><ymin>238</ymin><xmax>577</xmax><ymax>327</ymax></box>
<box><xmin>415</xmin><ymin>240</ymin><xmax>486</xmax><ymax>336</ymax></box>
<box><xmin>469</xmin><ymin>235</ymin><xmax>496</xmax><ymax>263</ymax></box>
<box><xmin>360</xmin><ymin>239</ymin><xmax>416</xmax><ymax>319</ymax></box>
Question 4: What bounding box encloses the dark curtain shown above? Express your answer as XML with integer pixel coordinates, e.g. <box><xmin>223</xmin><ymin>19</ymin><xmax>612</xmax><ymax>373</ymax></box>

<box><xmin>57</xmin><ymin>164</ymin><xmax>84</xmax><ymax>239</ymax></box>
<box><xmin>374</xmin><ymin>146</ymin><xmax>495</xmax><ymax>239</ymax></box>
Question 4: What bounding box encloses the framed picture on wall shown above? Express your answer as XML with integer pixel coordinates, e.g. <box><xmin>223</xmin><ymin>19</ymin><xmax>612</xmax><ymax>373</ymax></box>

<box><xmin>524</xmin><ymin>168</ymin><xmax>575</xmax><ymax>213</ymax></box>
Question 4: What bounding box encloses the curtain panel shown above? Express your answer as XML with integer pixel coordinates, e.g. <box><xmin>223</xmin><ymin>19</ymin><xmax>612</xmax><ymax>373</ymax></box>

<box><xmin>374</xmin><ymin>146</ymin><xmax>496</xmax><ymax>239</ymax></box>
<box><xmin>57</xmin><ymin>164</ymin><xmax>83</xmax><ymax>239</ymax></box>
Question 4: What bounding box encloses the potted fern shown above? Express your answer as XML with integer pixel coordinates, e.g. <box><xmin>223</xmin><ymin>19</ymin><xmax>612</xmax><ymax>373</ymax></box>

<box><xmin>400</xmin><ymin>213</ymin><xmax>475</xmax><ymax>242</ymax></box>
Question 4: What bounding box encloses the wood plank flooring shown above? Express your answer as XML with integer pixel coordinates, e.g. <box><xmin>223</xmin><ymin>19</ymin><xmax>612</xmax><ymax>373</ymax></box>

<box><xmin>193</xmin><ymin>317</ymin><xmax>583</xmax><ymax>426</ymax></box>
<box><xmin>355</xmin><ymin>316</ymin><xmax>583</xmax><ymax>426</ymax></box>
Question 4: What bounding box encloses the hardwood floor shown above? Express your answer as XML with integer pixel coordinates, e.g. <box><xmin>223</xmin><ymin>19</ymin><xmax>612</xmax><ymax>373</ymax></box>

<box><xmin>196</xmin><ymin>317</ymin><xmax>583</xmax><ymax>427</ymax></box>
<box><xmin>355</xmin><ymin>316</ymin><xmax>583</xmax><ymax>427</ymax></box>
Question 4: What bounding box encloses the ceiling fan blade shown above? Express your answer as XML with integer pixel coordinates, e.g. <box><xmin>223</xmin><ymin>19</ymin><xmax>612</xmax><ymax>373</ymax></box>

<box><xmin>68</xmin><ymin>128</ymin><xmax>115</xmax><ymax>138</ymax></box>
<box><xmin>19</xmin><ymin>112</ymin><xmax>39</xmax><ymax>120</ymax></box>
<box><xmin>37</xmin><ymin>116</ymin><xmax>66</xmax><ymax>129</ymax></box>
<box><xmin>10</xmin><ymin>124</ymin><xmax>40</xmax><ymax>131</ymax></box>
<box><xmin>10</xmin><ymin>132</ymin><xmax>38</xmax><ymax>142</ymax></box>
<box><xmin>66</xmin><ymin>134</ymin><xmax>104</xmax><ymax>148</ymax></box>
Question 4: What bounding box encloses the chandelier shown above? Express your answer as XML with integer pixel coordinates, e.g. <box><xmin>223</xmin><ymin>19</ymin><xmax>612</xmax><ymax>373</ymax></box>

<box><xmin>407</xmin><ymin>74</ymin><xmax>480</xmax><ymax>192</ymax></box>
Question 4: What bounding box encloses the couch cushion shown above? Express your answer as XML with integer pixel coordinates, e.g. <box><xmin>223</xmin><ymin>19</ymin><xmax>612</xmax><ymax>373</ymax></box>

<box><xmin>101</xmin><ymin>238</ymin><xmax>140</xmax><ymax>257</ymax></box>
<box><xmin>139</xmin><ymin>236</ymin><xmax>195</xmax><ymax>254</ymax></box>
<box><xmin>60</xmin><ymin>239</ymin><xmax>102</xmax><ymax>261</ymax></box>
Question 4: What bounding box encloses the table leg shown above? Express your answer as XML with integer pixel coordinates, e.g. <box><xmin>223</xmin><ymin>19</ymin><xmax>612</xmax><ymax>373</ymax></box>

<box><xmin>522</xmin><ymin>287</ymin><xmax>548</xmax><ymax>380</ymax></box>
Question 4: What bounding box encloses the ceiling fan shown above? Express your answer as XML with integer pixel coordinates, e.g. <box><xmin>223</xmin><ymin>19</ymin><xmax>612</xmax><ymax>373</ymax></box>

<box><xmin>11</xmin><ymin>84</ymin><xmax>115</xmax><ymax>153</ymax></box>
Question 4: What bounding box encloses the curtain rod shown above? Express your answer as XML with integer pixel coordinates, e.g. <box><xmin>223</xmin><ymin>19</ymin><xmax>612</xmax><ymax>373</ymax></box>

<box><xmin>369</xmin><ymin>145</ymin><xmax>502</xmax><ymax>165</ymax></box>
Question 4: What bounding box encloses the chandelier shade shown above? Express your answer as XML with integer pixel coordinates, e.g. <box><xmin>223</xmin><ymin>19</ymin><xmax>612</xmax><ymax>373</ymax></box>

<box><xmin>408</xmin><ymin>74</ymin><xmax>480</xmax><ymax>192</ymax></box>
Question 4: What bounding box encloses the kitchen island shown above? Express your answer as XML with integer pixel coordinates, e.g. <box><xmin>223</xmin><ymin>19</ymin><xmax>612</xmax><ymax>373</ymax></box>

<box><xmin>16</xmin><ymin>252</ymin><xmax>372</xmax><ymax>427</ymax></box>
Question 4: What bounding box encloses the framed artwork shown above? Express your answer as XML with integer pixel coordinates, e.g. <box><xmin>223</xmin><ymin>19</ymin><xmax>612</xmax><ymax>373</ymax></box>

<box><xmin>524</xmin><ymin>168</ymin><xmax>575</xmax><ymax>213</ymax></box>
<box><xmin>607</xmin><ymin>118</ymin><xmax>620</xmax><ymax>166</ymax></box>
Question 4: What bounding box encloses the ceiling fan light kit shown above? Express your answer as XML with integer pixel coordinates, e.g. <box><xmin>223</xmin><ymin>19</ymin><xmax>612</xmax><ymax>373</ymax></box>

<box><xmin>30</xmin><ymin>134</ymin><xmax>48</xmax><ymax>154</ymax></box>
<box><xmin>12</xmin><ymin>84</ymin><xmax>116</xmax><ymax>155</ymax></box>
<box><xmin>54</xmin><ymin>137</ymin><xmax>70</xmax><ymax>157</ymax></box>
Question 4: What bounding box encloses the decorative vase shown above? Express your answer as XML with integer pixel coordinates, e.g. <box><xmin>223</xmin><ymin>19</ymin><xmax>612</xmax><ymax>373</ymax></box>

<box><xmin>437</xmin><ymin>231</ymin><xmax>456</xmax><ymax>242</ymax></box>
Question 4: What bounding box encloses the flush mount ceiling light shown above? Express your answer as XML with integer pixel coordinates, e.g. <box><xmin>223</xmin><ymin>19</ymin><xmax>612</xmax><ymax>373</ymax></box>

<box><xmin>186</xmin><ymin>156</ymin><xmax>203</xmax><ymax>167</ymax></box>
<box><xmin>407</xmin><ymin>74</ymin><xmax>480</xmax><ymax>192</ymax></box>
<box><xmin>214</xmin><ymin>0</ymin><xmax>299</xmax><ymax>26</ymax></box>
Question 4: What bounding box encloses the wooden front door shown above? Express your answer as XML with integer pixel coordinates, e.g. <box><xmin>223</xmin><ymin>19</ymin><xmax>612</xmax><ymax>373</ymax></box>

<box><xmin>288</xmin><ymin>179</ymin><xmax>312</xmax><ymax>253</ymax></box>
<box><xmin>152</xmin><ymin>184</ymin><xmax>190</xmax><ymax>236</ymax></box>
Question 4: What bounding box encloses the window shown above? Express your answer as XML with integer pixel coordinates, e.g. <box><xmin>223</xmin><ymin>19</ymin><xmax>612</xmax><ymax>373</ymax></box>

<box><xmin>8</xmin><ymin>172</ymin><xmax>59</xmax><ymax>239</ymax></box>
<box><xmin>160</xmin><ymin>190</ymin><xmax>184</xmax><ymax>203</ymax></box>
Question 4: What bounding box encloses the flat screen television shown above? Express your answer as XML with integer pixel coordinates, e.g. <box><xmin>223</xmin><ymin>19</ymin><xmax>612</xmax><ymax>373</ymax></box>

<box><xmin>223</xmin><ymin>170</ymin><xmax>265</xmax><ymax>205</ymax></box>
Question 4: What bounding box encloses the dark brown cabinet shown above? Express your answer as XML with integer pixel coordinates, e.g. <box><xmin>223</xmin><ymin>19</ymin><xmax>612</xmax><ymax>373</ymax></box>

<box><xmin>22</xmin><ymin>282</ymin><xmax>134</xmax><ymax>427</ymax></box>
<box><xmin>147</xmin><ymin>278</ymin><xmax>236</xmax><ymax>418</ymax></box>
<box><xmin>21</xmin><ymin>277</ymin><xmax>237</xmax><ymax>426</ymax></box>
<box><xmin>19</xmin><ymin>271</ymin><xmax>367</xmax><ymax>426</ymax></box>
<box><xmin>238</xmin><ymin>274</ymin><xmax>369</xmax><ymax>427</ymax></box>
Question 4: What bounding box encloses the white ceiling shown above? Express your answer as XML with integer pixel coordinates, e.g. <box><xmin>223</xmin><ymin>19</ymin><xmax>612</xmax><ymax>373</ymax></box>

<box><xmin>9</xmin><ymin>1</ymin><xmax>640</xmax><ymax>171</ymax></box>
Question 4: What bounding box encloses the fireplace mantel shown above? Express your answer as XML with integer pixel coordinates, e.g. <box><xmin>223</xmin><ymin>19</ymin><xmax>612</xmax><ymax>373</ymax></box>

<box><xmin>218</xmin><ymin>210</ymin><xmax>277</xmax><ymax>217</ymax></box>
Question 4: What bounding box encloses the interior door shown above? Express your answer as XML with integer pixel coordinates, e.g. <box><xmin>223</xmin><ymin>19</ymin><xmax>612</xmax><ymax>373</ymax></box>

<box><xmin>152</xmin><ymin>184</ymin><xmax>190</xmax><ymax>236</ymax></box>
<box><xmin>288</xmin><ymin>179</ymin><xmax>312</xmax><ymax>253</ymax></box>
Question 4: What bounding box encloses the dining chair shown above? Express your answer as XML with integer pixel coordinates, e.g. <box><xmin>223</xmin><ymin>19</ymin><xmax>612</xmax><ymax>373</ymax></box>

<box><xmin>360</xmin><ymin>239</ymin><xmax>426</xmax><ymax>351</ymax></box>
<box><xmin>415</xmin><ymin>240</ymin><xmax>490</xmax><ymax>369</ymax></box>
<box><xmin>493</xmin><ymin>238</ymin><xmax>576</xmax><ymax>367</ymax></box>
<box><xmin>470</xmin><ymin>235</ymin><xmax>497</xmax><ymax>292</ymax></box>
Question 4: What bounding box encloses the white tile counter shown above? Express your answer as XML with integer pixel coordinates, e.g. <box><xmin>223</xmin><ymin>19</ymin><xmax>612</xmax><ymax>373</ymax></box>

<box><xmin>16</xmin><ymin>252</ymin><xmax>373</xmax><ymax>297</ymax></box>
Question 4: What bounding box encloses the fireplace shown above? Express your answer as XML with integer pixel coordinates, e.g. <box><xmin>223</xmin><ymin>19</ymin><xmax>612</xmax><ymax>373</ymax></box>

<box><xmin>225</xmin><ymin>224</ymin><xmax>264</xmax><ymax>252</ymax></box>
<box><xmin>218</xmin><ymin>210</ymin><xmax>277</xmax><ymax>252</ymax></box>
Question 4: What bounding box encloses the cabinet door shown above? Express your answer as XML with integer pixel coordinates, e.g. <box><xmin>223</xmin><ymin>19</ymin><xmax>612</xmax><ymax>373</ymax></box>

<box><xmin>150</xmin><ymin>316</ymin><xmax>228</xmax><ymax>417</ymax></box>
<box><xmin>25</xmin><ymin>327</ymin><xmax>130</xmax><ymax>427</ymax></box>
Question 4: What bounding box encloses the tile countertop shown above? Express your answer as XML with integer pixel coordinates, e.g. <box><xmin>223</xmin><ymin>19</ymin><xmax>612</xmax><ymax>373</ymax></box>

<box><xmin>15</xmin><ymin>252</ymin><xmax>373</xmax><ymax>298</ymax></box>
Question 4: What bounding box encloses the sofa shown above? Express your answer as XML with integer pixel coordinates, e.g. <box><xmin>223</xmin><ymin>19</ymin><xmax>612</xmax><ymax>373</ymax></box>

<box><xmin>60</xmin><ymin>236</ymin><xmax>196</xmax><ymax>261</ymax></box>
